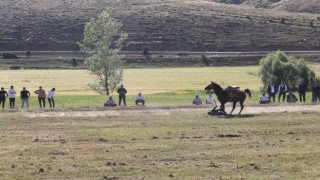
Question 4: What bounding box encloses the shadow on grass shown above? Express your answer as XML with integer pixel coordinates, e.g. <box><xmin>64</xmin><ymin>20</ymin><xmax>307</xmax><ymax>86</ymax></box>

<box><xmin>224</xmin><ymin>114</ymin><xmax>256</xmax><ymax>119</ymax></box>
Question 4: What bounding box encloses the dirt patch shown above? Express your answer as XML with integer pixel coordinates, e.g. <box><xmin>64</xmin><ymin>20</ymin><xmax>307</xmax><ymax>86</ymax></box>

<box><xmin>20</xmin><ymin>104</ymin><xmax>320</xmax><ymax>118</ymax></box>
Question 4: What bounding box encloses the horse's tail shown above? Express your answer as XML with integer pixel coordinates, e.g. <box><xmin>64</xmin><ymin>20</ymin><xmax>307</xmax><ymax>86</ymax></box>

<box><xmin>244</xmin><ymin>89</ymin><xmax>251</xmax><ymax>98</ymax></box>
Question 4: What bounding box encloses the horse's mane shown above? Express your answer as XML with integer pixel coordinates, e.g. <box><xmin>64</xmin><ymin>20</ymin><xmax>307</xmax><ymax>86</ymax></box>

<box><xmin>211</xmin><ymin>81</ymin><xmax>224</xmax><ymax>91</ymax></box>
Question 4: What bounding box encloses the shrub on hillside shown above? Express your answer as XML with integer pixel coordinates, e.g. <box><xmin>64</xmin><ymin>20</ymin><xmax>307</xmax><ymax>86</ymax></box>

<box><xmin>2</xmin><ymin>52</ymin><xmax>18</xmax><ymax>59</ymax></box>
<box><xmin>142</xmin><ymin>47</ymin><xmax>150</xmax><ymax>55</ymax></box>
<box><xmin>26</xmin><ymin>50</ymin><xmax>32</xmax><ymax>56</ymax></box>
<box><xmin>259</xmin><ymin>50</ymin><xmax>317</xmax><ymax>91</ymax></box>
<box><xmin>71</xmin><ymin>58</ymin><xmax>78</xmax><ymax>67</ymax></box>
<box><xmin>202</xmin><ymin>55</ymin><xmax>209</xmax><ymax>66</ymax></box>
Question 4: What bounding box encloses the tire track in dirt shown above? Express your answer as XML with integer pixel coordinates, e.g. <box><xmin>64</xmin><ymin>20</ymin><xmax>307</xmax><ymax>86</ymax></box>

<box><xmin>22</xmin><ymin>104</ymin><xmax>320</xmax><ymax>118</ymax></box>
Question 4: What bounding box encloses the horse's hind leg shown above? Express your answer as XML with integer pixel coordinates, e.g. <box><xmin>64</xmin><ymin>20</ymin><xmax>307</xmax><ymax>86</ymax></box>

<box><xmin>230</xmin><ymin>102</ymin><xmax>236</xmax><ymax>114</ymax></box>
<box><xmin>238</xmin><ymin>101</ymin><xmax>244</xmax><ymax>115</ymax></box>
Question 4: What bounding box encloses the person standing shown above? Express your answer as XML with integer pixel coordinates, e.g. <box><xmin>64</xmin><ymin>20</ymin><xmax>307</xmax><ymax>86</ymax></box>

<box><xmin>20</xmin><ymin>87</ymin><xmax>31</xmax><ymax>108</ymax></box>
<box><xmin>117</xmin><ymin>84</ymin><xmax>127</xmax><ymax>106</ymax></box>
<box><xmin>298</xmin><ymin>80</ymin><xmax>307</xmax><ymax>103</ymax></box>
<box><xmin>47</xmin><ymin>88</ymin><xmax>56</xmax><ymax>108</ymax></box>
<box><xmin>311</xmin><ymin>82</ymin><xmax>320</xmax><ymax>103</ymax></box>
<box><xmin>8</xmin><ymin>85</ymin><xmax>16</xmax><ymax>109</ymax></box>
<box><xmin>267</xmin><ymin>82</ymin><xmax>277</xmax><ymax>103</ymax></box>
<box><xmin>34</xmin><ymin>86</ymin><xmax>46</xmax><ymax>108</ymax></box>
<box><xmin>278</xmin><ymin>81</ymin><xmax>287</xmax><ymax>103</ymax></box>
<box><xmin>0</xmin><ymin>87</ymin><xmax>9</xmax><ymax>109</ymax></box>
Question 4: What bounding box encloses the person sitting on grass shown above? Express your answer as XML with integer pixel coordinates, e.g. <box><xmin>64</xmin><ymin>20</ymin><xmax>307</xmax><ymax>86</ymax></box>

<box><xmin>259</xmin><ymin>92</ymin><xmax>269</xmax><ymax>104</ymax></box>
<box><xmin>135</xmin><ymin>92</ymin><xmax>145</xmax><ymax>106</ymax></box>
<box><xmin>206</xmin><ymin>93</ymin><xmax>217</xmax><ymax>105</ymax></box>
<box><xmin>286</xmin><ymin>91</ymin><xmax>298</xmax><ymax>103</ymax></box>
<box><xmin>104</xmin><ymin>96</ymin><xmax>117</xmax><ymax>107</ymax></box>
<box><xmin>192</xmin><ymin>95</ymin><xmax>202</xmax><ymax>105</ymax></box>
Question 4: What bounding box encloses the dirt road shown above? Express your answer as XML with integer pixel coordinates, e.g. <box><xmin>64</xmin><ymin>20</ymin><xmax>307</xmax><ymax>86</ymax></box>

<box><xmin>21</xmin><ymin>104</ymin><xmax>320</xmax><ymax>118</ymax></box>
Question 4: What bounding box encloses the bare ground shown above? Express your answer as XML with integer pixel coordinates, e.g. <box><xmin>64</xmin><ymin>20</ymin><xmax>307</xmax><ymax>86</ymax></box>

<box><xmin>13</xmin><ymin>103</ymin><xmax>320</xmax><ymax>118</ymax></box>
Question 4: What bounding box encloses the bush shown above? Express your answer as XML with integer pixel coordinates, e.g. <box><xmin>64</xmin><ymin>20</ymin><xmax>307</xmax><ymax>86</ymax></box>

<box><xmin>202</xmin><ymin>55</ymin><xmax>209</xmax><ymax>66</ymax></box>
<box><xmin>2</xmin><ymin>52</ymin><xmax>18</xmax><ymax>59</ymax></box>
<box><xmin>142</xmin><ymin>47</ymin><xmax>150</xmax><ymax>55</ymax></box>
<box><xmin>10</xmin><ymin>66</ymin><xmax>22</xmax><ymax>70</ymax></box>
<box><xmin>26</xmin><ymin>50</ymin><xmax>32</xmax><ymax>56</ymax></box>
<box><xmin>259</xmin><ymin>50</ymin><xmax>317</xmax><ymax>91</ymax></box>
<box><xmin>71</xmin><ymin>58</ymin><xmax>78</xmax><ymax>67</ymax></box>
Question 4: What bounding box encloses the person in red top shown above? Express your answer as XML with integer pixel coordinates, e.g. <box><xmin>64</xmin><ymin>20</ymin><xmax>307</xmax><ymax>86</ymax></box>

<box><xmin>0</xmin><ymin>87</ymin><xmax>9</xmax><ymax>109</ymax></box>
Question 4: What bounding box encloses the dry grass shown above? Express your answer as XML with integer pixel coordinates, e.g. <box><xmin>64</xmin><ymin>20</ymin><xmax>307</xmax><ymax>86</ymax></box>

<box><xmin>1</xmin><ymin>111</ymin><xmax>320</xmax><ymax>179</ymax></box>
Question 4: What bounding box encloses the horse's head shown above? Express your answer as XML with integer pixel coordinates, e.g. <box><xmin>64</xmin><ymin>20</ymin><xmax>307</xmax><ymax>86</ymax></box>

<box><xmin>205</xmin><ymin>81</ymin><xmax>222</xmax><ymax>92</ymax></box>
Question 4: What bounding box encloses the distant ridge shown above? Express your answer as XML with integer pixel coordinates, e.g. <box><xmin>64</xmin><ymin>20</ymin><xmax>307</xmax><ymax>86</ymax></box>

<box><xmin>0</xmin><ymin>0</ymin><xmax>319</xmax><ymax>51</ymax></box>
<box><xmin>207</xmin><ymin>0</ymin><xmax>320</xmax><ymax>14</ymax></box>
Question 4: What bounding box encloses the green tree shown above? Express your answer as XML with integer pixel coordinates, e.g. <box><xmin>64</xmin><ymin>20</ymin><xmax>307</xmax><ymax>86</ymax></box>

<box><xmin>259</xmin><ymin>50</ymin><xmax>317</xmax><ymax>91</ymax></box>
<box><xmin>79</xmin><ymin>11</ymin><xmax>127</xmax><ymax>95</ymax></box>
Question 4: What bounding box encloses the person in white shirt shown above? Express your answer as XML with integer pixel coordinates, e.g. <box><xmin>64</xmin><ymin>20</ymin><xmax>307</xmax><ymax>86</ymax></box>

<box><xmin>278</xmin><ymin>81</ymin><xmax>288</xmax><ymax>103</ymax></box>
<box><xmin>259</xmin><ymin>93</ymin><xmax>269</xmax><ymax>104</ymax></box>
<box><xmin>267</xmin><ymin>82</ymin><xmax>277</xmax><ymax>103</ymax></box>
<box><xmin>104</xmin><ymin>96</ymin><xmax>117</xmax><ymax>107</ymax></box>
<box><xmin>135</xmin><ymin>92</ymin><xmax>145</xmax><ymax>106</ymax></box>
<box><xmin>205</xmin><ymin>93</ymin><xmax>217</xmax><ymax>107</ymax></box>
<box><xmin>8</xmin><ymin>85</ymin><xmax>16</xmax><ymax>109</ymax></box>
<box><xmin>192</xmin><ymin>95</ymin><xmax>202</xmax><ymax>105</ymax></box>
<box><xmin>47</xmin><ymin>88</ymin><xmax>56</xmax><ymax>108</ymax></box>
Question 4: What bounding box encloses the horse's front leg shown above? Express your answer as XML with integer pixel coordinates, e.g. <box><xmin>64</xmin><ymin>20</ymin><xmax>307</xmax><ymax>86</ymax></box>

<box><xmin>220</xmin><ymin>104</ymin><xmax>225</xmax><ymax>112</ymax></box>
<box><xmin>230</xmin><ymin>102</ymin><xmax>236</xmax><ymax>114</ymax></box>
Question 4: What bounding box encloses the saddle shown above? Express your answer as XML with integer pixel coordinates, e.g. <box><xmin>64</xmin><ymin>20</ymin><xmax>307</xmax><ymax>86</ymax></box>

<box><xmin>225</xmin><ymin>86</ymin><xmax>240</xmax><ymax>99</ymax></box>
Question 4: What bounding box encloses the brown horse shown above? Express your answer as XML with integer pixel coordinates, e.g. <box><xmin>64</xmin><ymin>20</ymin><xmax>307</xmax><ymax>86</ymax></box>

<box><xmin>204</xmin><ymin>81</ymin><xmax>251</xmax><ymax>115</ymax></box>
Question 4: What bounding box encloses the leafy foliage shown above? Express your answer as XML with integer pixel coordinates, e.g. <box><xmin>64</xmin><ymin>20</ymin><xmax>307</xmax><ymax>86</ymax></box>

<box><xmin>259</xmin><ymin>50</ymin><xmax>317</xmax><ymax>91</ymax></box>
<box><xmin>79</xmin><ymin>11</ymin><xmax>127</xmax><ymax>95</ymax></box>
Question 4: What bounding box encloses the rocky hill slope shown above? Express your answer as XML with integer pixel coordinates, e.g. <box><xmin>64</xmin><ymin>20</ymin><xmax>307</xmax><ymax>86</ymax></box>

<box><xmin>0</xmin><ymin>0</ymin><xmax>319</xmax><ymax>51</ymax></box>
<box><xmin>208</xmin><ymin>0</ymin><xmax>320</xmax><ymax>14</ymax></box>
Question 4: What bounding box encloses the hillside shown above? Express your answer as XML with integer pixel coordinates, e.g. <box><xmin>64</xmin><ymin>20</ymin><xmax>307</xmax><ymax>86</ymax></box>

<box><xmin>208</xmin><ymin>0</ymin><xmax>320</xmax><ymax>14</ymax></box>
<box><xmin>0</xmin><ymin>0</ymin><xmax>320</xmax><ymax>51</ymax></box>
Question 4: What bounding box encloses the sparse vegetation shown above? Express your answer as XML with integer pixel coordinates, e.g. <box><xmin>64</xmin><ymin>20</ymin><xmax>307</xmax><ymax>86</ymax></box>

<box><xmin>0</xmin><ymin>0</ymin><xmax>320</xmax><ymax>51</ymax></box>
<box><xmin>201</xmin><ymin>54</ymin><xmax>209</xmax><ymax>66</ymax></box>
<box><xmin>71</xmin><ymin>58</ymin><xmax>77</xmax><ymax>67</ymax></box>
<box><xmin>2</xmin><ymin>52</ymin><xmax>18</xmax><ymax>59</ymax></box>
<box><xmin>26</xmin><ymin>50</ymin><xmax>32</xmax><ymax>56</ymax></box>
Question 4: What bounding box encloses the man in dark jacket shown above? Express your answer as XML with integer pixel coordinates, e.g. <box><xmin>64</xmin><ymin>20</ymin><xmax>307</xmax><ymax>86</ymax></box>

<box><xmin>267</xmin><ymin>82</ymin><xmax>277</xmax><ymax>103</ymax></box>
<box><xmin>0</xmin><ymin>87</ymin><xmax>9</xmax><ymax>108</ymax></box>
<box><xmin>298</xmin><ymin>80</ymin><xmax>307</xmax><ymax>103</ymax></box>
<box><xmin>117</xmin><ymin>84</ymin><xmax>127</xmax><ymax>106</ymax></box>
<box><xmin>278</xmin><ymin>81</ymin><xmax>288</xmax><ymax>103</ymax></box>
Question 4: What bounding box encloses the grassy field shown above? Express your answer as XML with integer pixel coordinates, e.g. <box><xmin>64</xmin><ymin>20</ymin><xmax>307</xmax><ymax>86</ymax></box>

<box><xmin>1</xmin><ymin>111</ymin><xmax>320</xmax><ymax>179</ymax></box>
<box><xmin>1</xmin><ymin>66</ymin><xmax>319</xmax><ymax>107</ymax></box>
<box><xmin>1</xmin><ymin>66</ymin><xmax>261</xmax><ymax>107</ymax></box>
<box><xmin>0</xmin><ymin>67</ymin><xmax>264</xmax><ymax>95</ymax></box>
